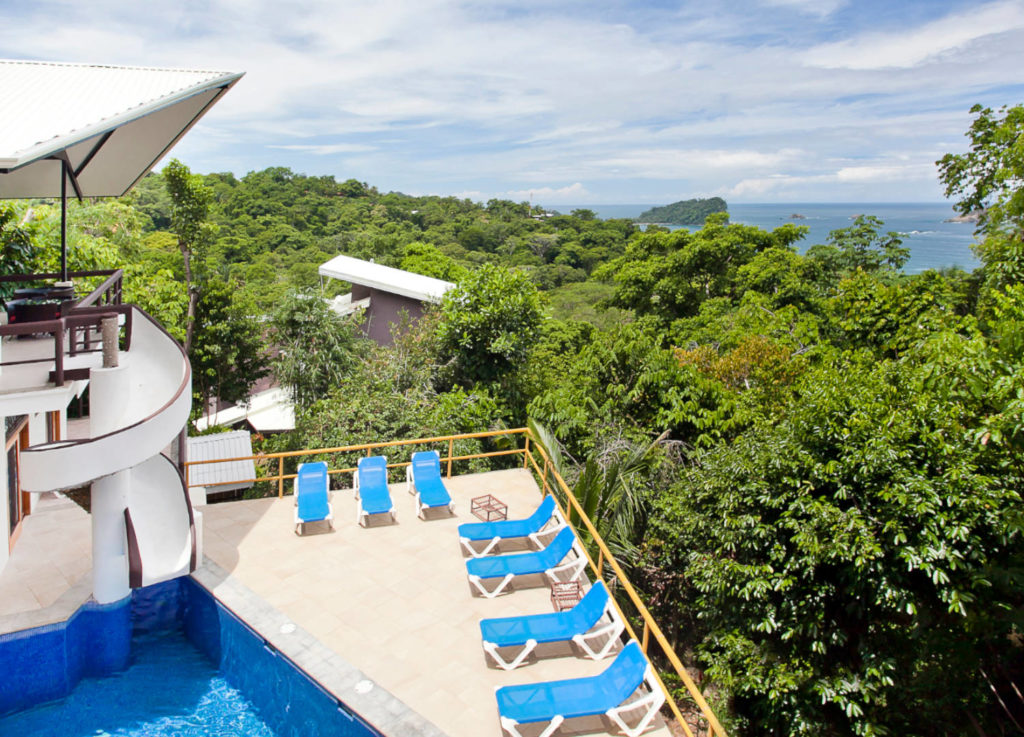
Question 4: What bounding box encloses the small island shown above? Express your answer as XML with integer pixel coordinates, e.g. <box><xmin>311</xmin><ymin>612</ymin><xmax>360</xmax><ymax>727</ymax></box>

<box><xmin>944</xmin><ymin>210</ymin><xmax>983</xmax><ymax>223</ymax></box>
<box><xmin>790</xmin><ymin>213</ymin><xmax>806</xmax><ymax>219</ymax></box>
<box><xmin>637</xmin><ymin>197</ymin><xmax>727</xmax><ymax>225</ymax></box>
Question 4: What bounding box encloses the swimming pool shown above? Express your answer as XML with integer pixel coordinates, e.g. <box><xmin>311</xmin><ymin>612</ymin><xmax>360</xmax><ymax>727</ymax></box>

<box><xmin>0</xmin><ymin>628</ymin><xmax>275</xmax><ymax>736</ymax></box>
<box><xmin>0</xmin><ymin>578</ymin><xmax>382</xmax><ymax>737</ymax></box>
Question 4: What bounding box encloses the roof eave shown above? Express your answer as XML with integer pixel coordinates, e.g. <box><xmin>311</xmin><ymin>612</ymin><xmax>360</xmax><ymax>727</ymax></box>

<box><xmin>3</xmin><ymin>70</ymin><xmax>244</xmax><ymax>174</ymax></box>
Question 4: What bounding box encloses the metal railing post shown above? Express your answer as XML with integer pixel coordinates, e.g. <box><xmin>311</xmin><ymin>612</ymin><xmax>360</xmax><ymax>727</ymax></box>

<box><xmin>278</xmin><ymin>457</ymin><xmax>284</xmax><ymax>498</ymax></box>
<box><xmin>447</xmin><ymin>437</ymin><xmax>454</xmax><ymax>478</ymax></box>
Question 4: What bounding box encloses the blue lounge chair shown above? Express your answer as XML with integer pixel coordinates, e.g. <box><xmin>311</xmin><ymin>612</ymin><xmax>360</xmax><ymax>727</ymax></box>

<box><xmin>293</xmin><ymin>461</ymin><xmax>333</xmax><ymax>535</ymax></box>
<box><xmin>406</xmin><ymin>450</ymin><xmax>455</xmax><ymax>519</ymax></box>
<box><xmin>458</xmin><ymin>494</ymin><xmax>566</xmax><ymax>557</ymax></box>
<box><xmin>479</xmin><ymin>581</ymin><xmax>625</xmax><ymax>669</ymax></box>
<box><xmin>354</xmin><ymin>455</ymin><xmax>396</xmax><ymax>526</ymax></box>
<box><xmin>495</xmin><ymin>641</ymin><xmax>664</xmax><ymax>737</ymax></box>
<box><xmin>466</xmin><ymin>527</ymin><xmax>586</xmax><ymax>598</ymax></box>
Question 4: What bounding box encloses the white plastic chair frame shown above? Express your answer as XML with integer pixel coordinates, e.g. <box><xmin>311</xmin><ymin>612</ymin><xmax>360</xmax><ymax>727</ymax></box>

<box><xmin>406</xmin><ymin>461</ymin><xmax>455</xmax><ymax>519</ymax></box>
<box><xmin>497</xmin><ymin>665</ymin><xmax>665</xmax><ymax>737</ymax></box>
<box><xmin>354</xmin><ymin>463</ymin><xmax>397</xmax><ymax>526</ymax></box>
<box><xmin>482</xmin><ymin>596</ymin><xmax>626</xmax><ymax>670</ymax></box>
<box><xmin>460</xmin><ymin>507</ymin><xmax>569</xmax><ymax>558</ymax></box>
<box><xmin>467</xmin><ymin>536</ymin><xmax>588</xmax><ymax>599</ymax></box>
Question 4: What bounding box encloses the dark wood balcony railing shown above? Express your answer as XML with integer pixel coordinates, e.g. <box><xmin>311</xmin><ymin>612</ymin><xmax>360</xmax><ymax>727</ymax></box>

<box><xmin>0</xmin><ymin>270</ymin><xmax>130</xmax><ymax>387</ymax></box>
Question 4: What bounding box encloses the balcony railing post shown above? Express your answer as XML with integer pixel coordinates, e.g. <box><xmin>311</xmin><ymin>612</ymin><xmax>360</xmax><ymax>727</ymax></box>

<box><xmin>642</xmin><ymin>621</ymin><xmax>650</xmax><ymax>653</ymax></box>
<box><xmin>523</xmin><ymin>435</ymin><xmax>530</xmax><ymax>468</ymax></box>
<box><xmin>278</xmin><ymin>457</ymin><xmax>284</xmax><ymax>498</ymax></box>
<box><xmin>53</xmin><ymin>326</ymin><xmax>65</xmax><ymax>386</ymax></box>
<box><xmin>597</xmin><ymin>548</ymin><xmax>604</xmax><ymax>578</ymax></box>
<box><xmin>447</xmin><ymin>437</ymin><xmax>454</xmax><ymax>478</ymax></box>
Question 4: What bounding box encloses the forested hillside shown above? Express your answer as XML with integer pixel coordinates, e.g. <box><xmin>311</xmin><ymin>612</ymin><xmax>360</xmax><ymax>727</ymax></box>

<box><xmin>638</xmin><ymin>196</ymin><xmax>728</xmax><ymax>224</ymax></box>
<box><xmin>2</xmin><ymin>104</ymin><xmax>1023</xmax><ymax>736</ymax></box>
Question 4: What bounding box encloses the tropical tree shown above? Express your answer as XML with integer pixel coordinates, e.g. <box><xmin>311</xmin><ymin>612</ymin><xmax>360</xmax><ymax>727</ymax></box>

<box><xmin>648</xmin><ymin>350</ymin><xmax>1024</xmax><ymax>736</ymax></box>
<box><xmin>436</xmin><ymin>263</ymin><xmax>543</xmax><ymax>390</ymax></box>
<box><xmin>0</xmin><ymin>204</ymin><xmax>36</xmax><ymax>300</ymax></box>
<box><xmin>190</xmin><ymin>278</ymin><xmax>269</xmax><ymax>420</ymax></box>
<box><xmin>938</xmin><ymin>103</ymin><xmax>1024</xmax><ymax>298</ymax></box>
<box><xmin>270</xmin><ymin>290</ymin><xmax>363</xmax><ymax>411</ymax></box>
<box><xmin>164</xmin><ymin>158</ymin><xmax>215</xmax><ymax>352</ymax></box>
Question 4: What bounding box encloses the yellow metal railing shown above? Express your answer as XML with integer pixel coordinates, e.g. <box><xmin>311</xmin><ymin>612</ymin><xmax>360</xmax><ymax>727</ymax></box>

<box><xmin>184</xmin><ymin>428</ymin><xmax>726</xmax><ymax>737</ymax></box>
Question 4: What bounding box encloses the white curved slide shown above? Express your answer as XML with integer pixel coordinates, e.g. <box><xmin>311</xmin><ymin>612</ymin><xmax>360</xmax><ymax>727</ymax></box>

<box><xmin>16</xmin><ymin>305</ymin><xmax>197</xmax><ymax>602</ymax></box>
<box><xmin>125</xmin><ymin>454</ymin><xmax>196</xmax><ymax>588</ymax></box>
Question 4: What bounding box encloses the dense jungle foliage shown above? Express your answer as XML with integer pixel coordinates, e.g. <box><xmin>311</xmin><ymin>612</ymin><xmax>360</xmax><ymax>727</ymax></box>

<box><xmin>2</xmin><ymin>104</ymin><xmax>1023</xmax><ymax>736</ymax></box>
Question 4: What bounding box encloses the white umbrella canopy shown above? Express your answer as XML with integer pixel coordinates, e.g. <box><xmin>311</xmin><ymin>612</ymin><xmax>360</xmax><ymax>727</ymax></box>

<box><xmin>0</xmin><ymin>60</ymin><xmax>243</xmax><ymax>280</ymax></box>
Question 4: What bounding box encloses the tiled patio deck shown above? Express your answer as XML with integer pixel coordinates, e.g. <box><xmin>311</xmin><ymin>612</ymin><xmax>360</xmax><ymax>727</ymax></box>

<box><xmin>202</xmin><ymin>467</ymin><xmax>672</xmax><ymax>737</ymax></box>
<box><xmin>0</xmin><ymin>492</ymin><xmax>93</xmax><ymax>633</ymax></box>
<box><xmin>0</xmin><ymin>468</ymin><xmax>672</xmax><ymax>736</ymax></box>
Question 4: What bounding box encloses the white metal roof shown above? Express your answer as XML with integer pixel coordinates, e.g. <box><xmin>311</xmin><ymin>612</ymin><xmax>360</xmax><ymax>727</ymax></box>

<box><xmin>193</xmin><ymin>387</ymin><xmax>296</xmax><ymax>434</ymax></box>
<box><xmin>319</xmin><ymin>254</ymin><xmax>454</xmax><ymax>303</ymax></box>
<box><xmin>0</xmin><ymin>59</ymin><xmax>243</xmax><ymax>197</ymax></box>
<box><xmin>187</xmin><ymin>430</ymin><xmax>256</xmax><ymax>492</ymax></box>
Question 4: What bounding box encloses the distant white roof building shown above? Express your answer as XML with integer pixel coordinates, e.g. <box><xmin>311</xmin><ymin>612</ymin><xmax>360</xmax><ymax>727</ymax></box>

<box><xmin>0</xmin><ymin>59</ymin><xmax>243</xmax><ymax>198</ymax></box>
<box><xmin>318</xmin><ymin>255</ymin><xmax>455</xmax><ymax>345</ymax></box>
<box><xmin>194</xmin><ymin>387</ymin><xmax>295</xmax><ymax>434</ymax></box>
<box><xmin>318</xmin><ymin>255</ymin><xmax>453</xmax><ymax>304</ymax></box>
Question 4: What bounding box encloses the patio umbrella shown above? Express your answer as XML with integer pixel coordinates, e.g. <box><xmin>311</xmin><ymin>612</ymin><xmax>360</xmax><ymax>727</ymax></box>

<box><xmin>0</xmin><ymin>60</ymin><xmax>243</xmax><ymax>283</ymax></box>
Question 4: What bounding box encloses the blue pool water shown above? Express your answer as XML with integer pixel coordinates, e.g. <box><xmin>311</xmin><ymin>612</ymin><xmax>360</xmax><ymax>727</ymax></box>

<box><xmin>0</xmin><ymin>578</ymin><xmax>382</xmax><ymax>737</ymax></box>
<box><xmin>0</xmin><ymin>629</ymin><xmax>274</xmax><ymax>736</ymax></box>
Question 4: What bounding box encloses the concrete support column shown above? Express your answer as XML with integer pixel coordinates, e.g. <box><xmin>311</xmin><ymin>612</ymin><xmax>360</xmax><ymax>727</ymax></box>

<box><xmin>89</xmin><ymin>363</ymin><xmax>131</xmax><ymax>603</ymax></box>
<box><xmin>91</xmin><ymin>469</ymin><xmax>130</xmax><ymax>604</ymax></box>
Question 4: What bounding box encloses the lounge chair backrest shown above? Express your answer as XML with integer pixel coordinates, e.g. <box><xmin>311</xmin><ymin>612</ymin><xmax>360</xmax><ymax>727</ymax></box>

<box><xmin>411</xmin><ymin>451</ymin><xmax>441</xmax><ymax>482</ymax></box>
<box><xmin>601</xmin><ymin>641</ymin><xmax>649</xmax><ymax>703</ymax></box>
<box><xmin>296</xmin><ymin>461</ymin><xmax>329</xmax><ymax>520</ymax></box>
<box><xmin>540</xmin><ymin>527</ymin><xmax>578</xmax><ymax>568</ymax></box>
<box><xmin>527</xmin><ymin>495</ymin><xmax>557</xmax><ymax>527</ymax></box>
<box><xmin>358</xmin><ymin>455</ymin><xmax>388</xmax><ymax>487</ymax></box>
<box><xmin>570</xmin><ymin>581</ymin><xmax>611</xmax><ymax>630</ymax></box>
<box><xmin>297</xmin><ymin>461</ymin><xmax>328</xmax><ymax>490</ymax></box>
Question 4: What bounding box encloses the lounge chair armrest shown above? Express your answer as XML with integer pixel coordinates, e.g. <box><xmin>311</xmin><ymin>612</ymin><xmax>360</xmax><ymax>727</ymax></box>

<box><xmin>500</xmin><ymin>714</ymin><xmax>564</xmax><ymax>737</ymax></box>
<box><xmin>605</xmin><ymin>682</ymin><xmax>665</xmax><ymax>737</ymax></box>
<box><xmin>527</xmin><ymin>520</ymin><xmax>568</xmax><ymax>549</ymax></box>
<box><xmin>547</xmin><ymin>554</ymin><xmax>587</xmax><ymax>582</ymax></box>
<box><xmin>572</xmin><ymin>614</ymin><xmax>626</xmax><ymax>659</ymax></box>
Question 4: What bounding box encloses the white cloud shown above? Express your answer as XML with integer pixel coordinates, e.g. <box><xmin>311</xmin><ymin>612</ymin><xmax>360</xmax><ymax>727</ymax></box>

<box><xmin>835</xmin><ymin>164</ymin><xmax>934</xmax><ymax>182</ymax></box>
<box><xmin>503</xmin><ymin>182</ymin><xmax>590</xmax><ymax>203</ymax></box>
<box><xmin>268</xmin><ymin>143</ymin><xmax>377</xmax><ymax>155</ymax></box>
<box><xmin>3</xmin><ymin>0</ymin><xmax>1021</xmax><ymax>202</ymax></box>
<box><xmin>596</xmin><ymin>149</ymin><xmax>798</xmax><ymax>179</ymax></box>
<box><xmin>802</xmin><ymin>0</ymin><xmax>1024</xmax><ymax>69</ymax></box>
<box><xmin>759</xmin><ymin>0</ymin><xmax>845</xmax><ymax>18</ymax></box>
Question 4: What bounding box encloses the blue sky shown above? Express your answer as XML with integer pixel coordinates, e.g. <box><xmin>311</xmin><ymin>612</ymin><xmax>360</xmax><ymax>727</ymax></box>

<box><xmin>4</xmin><ymin>0</ymin><xmax>1023</xmax><ymax>205</ymax></box>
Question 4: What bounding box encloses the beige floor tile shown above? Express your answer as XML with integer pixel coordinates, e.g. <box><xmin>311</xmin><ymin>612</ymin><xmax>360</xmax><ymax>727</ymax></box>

<box><xmin>0</xmin><ymin>494</ymin><xmax>91</xmax><ymax>626</ymax></box>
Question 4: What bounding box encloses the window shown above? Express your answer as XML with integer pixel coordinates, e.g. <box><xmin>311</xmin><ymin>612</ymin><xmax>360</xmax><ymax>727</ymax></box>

<box><xmin>6</xmin><ymin>415</ymin><xmax>28</xmax><ymax>549</ymax></box>
<box><xmin>7</xmin><ymin>445</ymin><xmax>18</xmax><ymax>538</ymax></box>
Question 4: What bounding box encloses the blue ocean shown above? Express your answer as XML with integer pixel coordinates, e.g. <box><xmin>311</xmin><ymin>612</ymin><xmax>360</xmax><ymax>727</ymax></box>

<box><xmin>567</xmin><ymin>203</ymin><xmax>980</xmax><ymax>275</ymax></box>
